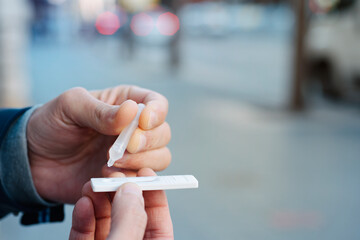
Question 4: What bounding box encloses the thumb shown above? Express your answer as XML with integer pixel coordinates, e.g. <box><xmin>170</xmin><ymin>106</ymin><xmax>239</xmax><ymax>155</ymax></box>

<box><xmin>107</xmin><ymin>183</ymin><xmax>147</xmax><ymax>240</ymax></box>
<box><xmin>58</xmin><ymin>87</ymin><xmax>138</xmax><ymax>135</ymax></box>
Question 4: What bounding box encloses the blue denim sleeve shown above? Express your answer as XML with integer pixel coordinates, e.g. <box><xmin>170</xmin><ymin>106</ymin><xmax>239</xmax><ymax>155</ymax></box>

<box><xmin>0</xmin><ymin>106</ymin><xmax>60</xmax><ymax>221</ymax></box>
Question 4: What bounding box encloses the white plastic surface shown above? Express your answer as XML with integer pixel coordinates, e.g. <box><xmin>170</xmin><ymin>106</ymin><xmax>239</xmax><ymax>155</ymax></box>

<box><xmin>91</xmin><ymin>175</ymin><xmax>199</xmax><ymax>192</ymax></box>
<box><xmin>107</xmin><ymin>103</ymin><xmax>146</xmax><ymax>167</ymax></box>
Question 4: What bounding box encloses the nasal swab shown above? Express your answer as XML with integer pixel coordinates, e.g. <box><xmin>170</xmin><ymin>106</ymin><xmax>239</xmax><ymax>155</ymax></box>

<box><xmin>107</xmin><ymin>103</ymin><xmax>145</xmax><ymax>167</ymax></box>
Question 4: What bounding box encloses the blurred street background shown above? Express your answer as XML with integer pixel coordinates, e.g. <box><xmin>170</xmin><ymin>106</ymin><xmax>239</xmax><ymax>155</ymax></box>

<box><xmin>1</xmin><ymin>0</ymin><xmax>360</xmax><ymax>239</ymax></box>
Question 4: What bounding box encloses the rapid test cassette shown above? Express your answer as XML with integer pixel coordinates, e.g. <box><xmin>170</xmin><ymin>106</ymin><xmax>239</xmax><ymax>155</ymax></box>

<box><xmin>91</xmin><ymin>175</ymin><xmax>198</xmax><ymax>192</ymax></box>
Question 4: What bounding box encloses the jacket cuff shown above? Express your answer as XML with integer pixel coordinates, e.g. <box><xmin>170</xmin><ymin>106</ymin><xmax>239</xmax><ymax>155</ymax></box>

<box><xmin>0</xmin><ymin>106</ymin><xmax>58</xmax><ymax>211</ymax></box>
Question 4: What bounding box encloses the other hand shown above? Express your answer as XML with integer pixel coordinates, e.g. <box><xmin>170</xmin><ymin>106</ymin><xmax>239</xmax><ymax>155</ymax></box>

<box><xmin>69</xmin><ymin>168</ymin><xmax>174</xmax><ymax>240</ymax></box>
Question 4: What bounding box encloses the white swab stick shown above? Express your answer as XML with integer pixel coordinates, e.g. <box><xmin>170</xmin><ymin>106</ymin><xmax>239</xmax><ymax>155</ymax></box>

<box><xmin>107</xmin><ymin>103</ymin><xmax>146</xmax><ymax>167</ymax></box>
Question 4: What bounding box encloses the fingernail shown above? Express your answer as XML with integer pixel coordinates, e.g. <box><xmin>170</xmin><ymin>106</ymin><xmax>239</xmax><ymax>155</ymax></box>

<box><xmin>148</xmin><ymin>111</ymin><xmax>158</xmax><ymax>129</ymax></box>
<box><xmin>121</xmin><ymin>183</ymin><xmax>142</xmax><ymax>197</ymax></box>
<box><xmin>137</xmin><ymin>134</ymin><xmax>146</xmax><ymax>152</ymax></box>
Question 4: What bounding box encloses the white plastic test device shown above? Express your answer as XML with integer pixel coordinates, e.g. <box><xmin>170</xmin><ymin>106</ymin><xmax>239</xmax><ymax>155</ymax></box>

<box><xmin>91</xmin><ymin>175</ymin><xmax>199</xmax><ymax>192</ymax></box>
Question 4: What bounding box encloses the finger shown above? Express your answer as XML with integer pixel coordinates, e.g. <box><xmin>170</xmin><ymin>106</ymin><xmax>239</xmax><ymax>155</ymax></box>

<box><xmin>137</xmin><ymin>168</ymin><xmax>174</xmax><ymax>239</ymax></box>
<box><xmin>91</xmin><ymin>86</ymin><xmax>168</xmax><ymax>130</ymax></box>
<box><xmin>107</xmin><ymin>183</ymin><xmax>147</xmax><ymax>240</ymax></box>
<box><xmin>137</xmin><ymin>169</ymin><xmax>170</xmax><ymax>208</ymax></box>
<box><xmin>102</xmin><ymin>166</ymin><xmax>126</xmax><ymax>178</ymax></box>
<box><xmin>82</xmin><ymin>182</ymin><xmax>112</xmax><ymax>240</ymax></box>
<box><xmin>101</xmin><ymin>166</ymin><xmax>127</xmax><ymax>202</ymax></box>
<box><xmin>102</xmin><ymin>165</ymin><xmax>137</xmax><ymax>178</ymax></box>
<box><xmin>116</xmin><ymin>169</ymin><xmax>138</xmax><ymax>177</ymax></box>
<box><xmin>127</xmin><ymin>122</ymin><xmax>171</xmax><ymax>154</ymax></box>
<box><xmin>58</xmin><ymin>87</ymin><xmax>138</xmax><ymax>135</ymax></box>
<box><xmin>69</xmin><ymin>196</ymin><xmax>95</xmax><ymax>240</ymax></box>
<box><xmin>113</xmin><ymin>147</ymin><xmax>171</xmax><ymax>171</ymax></box>
<box><xmin>125</xmin><ymin>86</ymin><xmax>169</xmax><ymax>130</ymax></box>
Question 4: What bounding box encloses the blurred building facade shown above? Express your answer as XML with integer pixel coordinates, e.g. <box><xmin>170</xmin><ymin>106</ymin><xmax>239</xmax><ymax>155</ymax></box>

<box><xmin>0</xmin><ymin>0</ymin><xmax>32</xmax><ymax>107</ymax></box>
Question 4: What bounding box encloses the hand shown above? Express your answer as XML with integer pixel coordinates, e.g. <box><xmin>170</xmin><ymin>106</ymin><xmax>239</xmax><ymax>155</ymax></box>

<box><xmin>27</xmin><ymin>86</ymin><xmax>171</xmax><ymax>203</ymax></box>
<box><xmin>69</xmin><ymin>168</ymin><xmax>174</xmax><ymax>240</ymax></box>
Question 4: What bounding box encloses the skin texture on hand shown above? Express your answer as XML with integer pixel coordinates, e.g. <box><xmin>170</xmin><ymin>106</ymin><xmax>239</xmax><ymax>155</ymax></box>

<box><xmin>27</xmin><ymin>86</ymin><xmax>171</xmax><ymax>203</ymax></box>
<box><xmin>69</xmin><ymin>168</ymin><xmax>174</xmax><ymax>240</ymax></box>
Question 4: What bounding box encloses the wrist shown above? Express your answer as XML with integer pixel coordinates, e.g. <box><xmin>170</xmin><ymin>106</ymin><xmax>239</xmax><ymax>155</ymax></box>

<box><xmin>26</xmin><ymin>106</ymin><xmax>54</xmax><ymax>202</ymax></box>
<box><xmin>0</xmin><ymin>106</ymin><xmax>55</xmax><ymax>209</ymax></box>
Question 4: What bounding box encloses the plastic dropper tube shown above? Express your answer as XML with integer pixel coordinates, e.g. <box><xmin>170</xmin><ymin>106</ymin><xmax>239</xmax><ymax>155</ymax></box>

<box><xmin>107</xmin><ymin>103</ymin><xmax>145</xmax><ymax>167</ymax></box>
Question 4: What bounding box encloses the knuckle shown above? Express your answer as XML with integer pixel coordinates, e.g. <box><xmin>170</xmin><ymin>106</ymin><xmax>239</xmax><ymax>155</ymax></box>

<box><xmin>58</xmin><ymin>87</ymin><xmax>86</xmax><ymax>105</ymax></box>
<box><xmin>155</xmin><ymin>93</ymin><xmax>169</xmax><ymax>110</ymax></box>
<box><xmin>70</xmin><ymin>86</ymin><xmax>87</xmax><ymax>94</ymax></box>
<box><xmin>128</xmin><ymin>201</ymin><xmax>146</xmax><ymax>216</ymax></box>
<box><xmin>131</xmin><ymin>207</ymin><xmax>147</xmax><ymax>230</ymax></box>
<box><xmin>142</xmin><ymin>130</ymin><xmax>153</xmax><ymax>149</ymax></box>
<box><xmin>154</xmin><ymin>122</ymin><xmax>171</xmax><ymax>148</ymax></box>
<box><xmin>124</xmin><ymin>85</ymin><xmax>139</xmax><ymax>98</ymax></box>
<box><xmin>93</xmin><ymin>104</ymin><xmax>113</xmax><ymax>129</ymax></box>
<box><xmin>157</xmin><ymin>93</ymin><xmax>169</xmax><ymax>111</ymax></box>
<box><xmin>94</xmin><ymin>104</ymin><xmax>105</xmax><ymax>121</ymax></box>
<box><xmin>158</xmin><ymin>147</ymin><xmax>172</xmax><ymax>171</ymax></box>
<box><xmin>129</xmin><ymin>85</ymin><xmax>140</xmax><ymax>90</ymax></box>
<box><xmin>81</xmin><ymin>181</ymin><xmax>92</xmax><ymax>196</ymax></box>
<box><xmin>144</xmin><ymin>122</ymin><xmax>171</xmax><ymax>150</ymax></box>
<box><xmin>57</xmin><ymin>92</ymin><xmax>69</xmax><ymax>107</ymax></box>
<box><xmin>162</xmin><ymin>95</ymin><xmax>169</xmax><ymax>108</ymax></box>
<box><xmin>166</xmin><ymin>147</ymin><xmax>172</xmax><ymax>165</ymax></box>
<box><xmin>123</xmin><ymin>196</ymin><xmax>146</xmax><ymax>219</ymax></box>
<box><xmin>164</xmin><ymin>122</ymin><xmax>171</xmax><ymax>142</ymax></box>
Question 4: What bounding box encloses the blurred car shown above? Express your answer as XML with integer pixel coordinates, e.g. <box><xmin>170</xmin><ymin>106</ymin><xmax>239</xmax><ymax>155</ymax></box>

<box><xmin>306</xmin><ymin>0</ymin><xmax>360</xmax><ymax>101</ymax></box>
<box><xmin>130</xmin><ymin>8</ymin><xmax>180</xmax><ymax>45</ymax></box>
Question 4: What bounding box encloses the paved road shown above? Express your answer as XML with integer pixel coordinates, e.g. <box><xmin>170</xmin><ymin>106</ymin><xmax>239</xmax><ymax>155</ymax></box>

<box><xmin>1</xmin><ymin>32</ymin><xmax>360</xmax><ymax>240</ymax></box>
